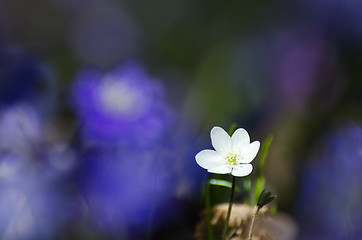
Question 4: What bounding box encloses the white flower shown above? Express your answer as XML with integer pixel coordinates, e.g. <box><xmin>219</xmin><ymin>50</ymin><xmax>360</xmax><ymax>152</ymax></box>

<box><xmin>195</xmin><ymin>126</ymin><xmax>260</xmax><ymax>177</ymax></box>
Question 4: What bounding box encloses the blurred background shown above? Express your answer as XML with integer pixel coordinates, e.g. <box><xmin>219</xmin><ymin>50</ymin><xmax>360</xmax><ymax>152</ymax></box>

<box><xmin>0</xmin><ymin>0</ymin><xmax>362</xmax><ymax>239</ymax></box>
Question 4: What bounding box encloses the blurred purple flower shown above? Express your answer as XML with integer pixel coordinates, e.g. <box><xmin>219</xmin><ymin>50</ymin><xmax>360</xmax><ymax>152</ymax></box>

<box><xmin>71</xmin><ymin>62</ymin><xmax>174</xmax><ymax>147</ymax></box>
<box><xmin>0</xmin><ymin>151</ymin><xmax>68</xmax><ymax>240</ymax></box>
<box><xmin>0</xmin><ymin>103</ymin><xmax>43</xmax><ymax>157</ymax></box>
<box><xmin>0</xmin><ymin>101</ymin><xmax>79</xmax><ymax>239</ymax></box>
<box><xmin>80</xmin><ymin>130</ymin><xmax>205</xmax><ymax>235</ymax></box>
<box><xmin>0</xmin><ymin>102</ymin><xmax>78</xmax><ymax>177</ymax></box>
<box><xmin>297</xmin><ymin>124</ymin><xmax>362</xmax><ymax>239</ymax></box>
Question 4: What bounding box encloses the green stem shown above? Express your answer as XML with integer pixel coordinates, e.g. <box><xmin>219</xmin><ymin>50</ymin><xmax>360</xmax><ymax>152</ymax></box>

<box><xmin>222</xmin><ymin>176</ymin><xmax>236</xmax><ymax>240</ymax></box>
<box><xmin>205</xmin><ymin>180</ymin><xmax>214</xmax><ymax>240</ymax></box>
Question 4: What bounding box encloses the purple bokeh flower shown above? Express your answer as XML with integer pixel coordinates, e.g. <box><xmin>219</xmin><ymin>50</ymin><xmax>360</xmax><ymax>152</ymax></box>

<box><xmin>0</xmin><ymin>102</ymin><xmax>79</xmax><ymax>239</ymax></box>
<box><xmin>0</xmin><ymin>151</ymin><xmax>68</xmax><ymax>240</ymax></box>
<box><xmin>0</xmin><ymin>102</ymin><xmax>77</xmax><ymax>176</ymax></box>
<box><xmin>80</xmin><ymin>130</ymin><xmax>205</xmax><ymax>236</ymax></box>
<box><xmin>0</xmin><ymin>103</ymin><xmax>43</xmax><ymax>158</ymax></box>
<box><xmin>71</xmin><ymin>62</ymin><xmax>174</xmax><ymax>147</ymax></box>
<box><xmin>297</xmin><ymin>124</ymin><xmax>362</xmax><ymax>239</ymax></box>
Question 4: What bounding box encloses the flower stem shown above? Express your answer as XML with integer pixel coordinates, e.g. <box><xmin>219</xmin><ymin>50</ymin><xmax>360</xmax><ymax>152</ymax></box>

<box><xmin>222</xmin><ymin>176</ymin><xmax>236</xmax><ymax>240</ymax></box>
<box><xmin>248</xmin><ymin>206</ymin><xmax>260</xmax><ymax>240</ymax></box>
<box><xmin>205</xmin><ymin>180</ymin><xmax>214</xmax><ymax>240</ymax></box>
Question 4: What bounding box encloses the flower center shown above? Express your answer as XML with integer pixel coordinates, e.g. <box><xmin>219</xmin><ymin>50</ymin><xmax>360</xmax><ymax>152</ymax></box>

<box><xmin>224</xmin><ymin>149</ymin><xmax>243</xmax><ymax>167</ymax></box>
<box><xmin>226</xmin><ymin>153</ymin><xmax>237</xmax><ymax>164</ymax></box>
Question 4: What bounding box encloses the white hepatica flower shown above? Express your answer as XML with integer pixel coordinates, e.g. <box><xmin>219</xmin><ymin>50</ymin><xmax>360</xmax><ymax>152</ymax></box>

<box><xmin>196</xmin><ymin>126</ymin><xmax>260</xmax><ymax>177</ymax></box>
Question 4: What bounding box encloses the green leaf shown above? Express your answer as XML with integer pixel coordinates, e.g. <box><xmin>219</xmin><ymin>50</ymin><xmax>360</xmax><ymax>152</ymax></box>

<box><xmin>257</xmin><ymin>135</ymin><xmax>273</xmax><ymax>170</ymax></box>
<box><xmin>263</xmin><ymin>196</ymin><xmax>275</xmax><ymax>205</ymax></box>
<box><xmin>228</xmin><ymin>123</ymin><xmax>238</xmax><ymax>136</ymax></box>
<box><xmin>253</xmin><ymin>176</ymin><xmax>265</xmax><ymax>204</ymax></box>
<box><xmin>208</xmin><ymin>179</ymin><xmax>240</xmax><ymax>191</ymax></box>
<box><xmin>257</xmin><ymin>189</ymin><xmax>276</xmax><ymax>209</ymax></box>
<box><xmin>251</xmin><ymin>136</ymin><xmax>272</xmax><ymax>205</ymax></box>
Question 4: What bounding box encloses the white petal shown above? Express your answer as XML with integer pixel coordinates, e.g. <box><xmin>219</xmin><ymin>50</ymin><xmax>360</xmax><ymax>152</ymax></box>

<box><xmin>231</xmin><ymin>164</ymin><xmax>253</xmax><ymax>177</ymax></box>
<box><xmin>208</xmin><ymin>165</ymin><xmax>231</xmax><ymax>174</ymax></box>
<box><xmin>240</xmin><ymin>141</ymin><xmax>260</xmax><ymax>163</ymax></box>
<box><xmin>195</xmin><ymin>150</ymin><xmax>223</xmax><ymax>170</ymax></box>
<box><xmin>211</xmin><ymin>126</ymin><xmax>231</xmax><ymax>155</ymax></box>
<box><xmin>231</xmin><ymin>128</ymin><xmax>250</xmax><ymax>149</ymax></box>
